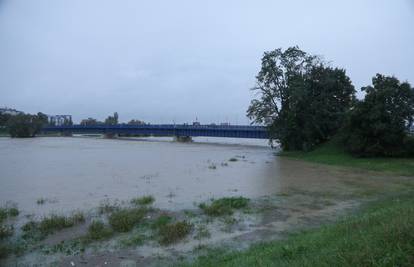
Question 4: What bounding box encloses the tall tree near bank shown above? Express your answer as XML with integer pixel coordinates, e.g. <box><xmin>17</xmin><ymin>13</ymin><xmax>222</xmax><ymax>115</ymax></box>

<box><xmin>247</xmin><ymin>46</ymin><xmax>355</xmax><ymax>151</ymax></box>
<box><xmin>343</xmin><ymin>74</ymin><xmax>414</xmax><ymax>156</ymax></box>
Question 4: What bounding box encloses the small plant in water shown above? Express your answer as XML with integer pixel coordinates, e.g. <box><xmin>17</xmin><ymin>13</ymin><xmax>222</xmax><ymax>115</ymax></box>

<box><xmin>0</xmin><ymin>205</ymin><xmax>19</xmax><ymax>223</ymax></box>
<box><xmin>228</xmin><ymin>158</ymin><xmax>238</xmax><ymax>162</ymax></box>
<box><xmin>22</xmin><ymin>212</ymin><xmax>85</xmax><ymax>240</ymax></box>
<box><xmin>151</xmin><ymin>214</ymin><xmax>172</xmax><ymax>230</ymax></box>
<box><xmin>85</xmin><ymin>221</ymin><xmax>113</xmax><ymax>241</ymax></box>
<box><xmin>109</xmin><ymin>207</ymin><xmax>147</xmax><ymax>232</ymax></box>
<box><xmin>199</xmin><ymin>197</ymin><xmax>250</xmax><ymax>216</ymax></box>
<box><xmin>0</xmin><ymin>225</ymin><xmax>14</xmax><ymax>240</ymax></box>
<box><xmin>208</xmin><ymin>163</ymin><xmax>217</xmax><ymax>170</ymax></box>
<box><xmin>194</xmin><ymin>224</ymin><xmax>211</xmax><ymax>240</ymax></box>
<box><xmin>131</xmin><ymin>195</ymin><xmax>155</xmax><ymax>206</ymax></box>
<box><xmin>158</xmin><ymin>221</ymin><xmax>192</xmax><ymax>245</ymax></box>
<box><xmin>36</xmin><ymin>198</ymin><xmax>46</xmax><ymax>205</ymax></box>
<box><xmin>98</xmin><ymin>199</ymin><xmax>120</xmax><ymax>214</ymax></box>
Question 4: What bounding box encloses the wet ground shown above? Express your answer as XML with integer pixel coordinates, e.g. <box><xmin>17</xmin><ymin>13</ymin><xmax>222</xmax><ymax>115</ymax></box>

<box><xmin>1</xmin><ymin>137</ymin><xmax>413</xmax><ymax>266</ymax></box>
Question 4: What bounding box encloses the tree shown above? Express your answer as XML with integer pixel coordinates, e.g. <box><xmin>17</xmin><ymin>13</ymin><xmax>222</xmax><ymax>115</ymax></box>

<box><xmin>342</xmin><ymin>74</ymin><xmax>414</xmax><ymax>156</ymax></box>
<box><xmin>105</xmin><ymin>112</ymin><xmax>119</xmax><ymax>125</ymax></box>
<box><xmin>247</xmin><ymin>46</ymin><xmax>355</xmax><ymax>151</ymax></box>
<box><xmin>7</xmin><ymin>113</ymin><xmax>43</xmax><ymax>137</ymax></box>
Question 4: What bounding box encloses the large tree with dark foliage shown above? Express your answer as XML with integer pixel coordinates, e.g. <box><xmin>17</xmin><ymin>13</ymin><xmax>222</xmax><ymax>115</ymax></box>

<box><xmin>247</xmin><ymin>46</ymin><xmax>355</xmax><ymax>151</ymax></box>
<box><xmin>7</xmin><ymin>113</ymin><xmax>45</xmax><ymax>137</ymax></box>
<box><xmin>343</xmin><ymin>74</ymin><xmax>414</xmax><ymax>157</ymax></box>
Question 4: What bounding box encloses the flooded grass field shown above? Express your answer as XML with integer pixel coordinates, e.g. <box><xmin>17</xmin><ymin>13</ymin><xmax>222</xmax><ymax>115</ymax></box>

<box><xmin>1</xmin><ymin>137</ymin><xmax>413</xmax><ymax>266</ymax></box>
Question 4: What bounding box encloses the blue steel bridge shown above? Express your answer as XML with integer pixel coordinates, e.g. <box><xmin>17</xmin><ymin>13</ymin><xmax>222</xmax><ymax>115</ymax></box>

<box><xmin>42</xmin><ymin>124</ymin><xmax>269</xmax><ymax>139</ymax></box>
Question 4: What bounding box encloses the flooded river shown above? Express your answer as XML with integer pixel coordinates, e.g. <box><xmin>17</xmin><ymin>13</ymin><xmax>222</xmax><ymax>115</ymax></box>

<box><xmin>0</xmin><ymin>137</ymin><xmax>280</xmax><ymax>215</ymax></box>
<box><xmin>2</xmin><ymin>136</ymin><xmax>411</xmax><ymax>266</ymax></box>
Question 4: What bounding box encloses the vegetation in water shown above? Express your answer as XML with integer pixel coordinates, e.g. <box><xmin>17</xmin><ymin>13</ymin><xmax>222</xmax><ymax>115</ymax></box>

<box><xmin>131</xmin><ymin>195</ymin><xmax>155</xmax><ymax>206</ymax></box>
<box><xmin>84</xmin><ymin>220</ymin><xmax>113</xmax><ymax>241</ymax></box>
<box><xmin>0</xmin><ymin>206</ymin><xmax>19</xmax><ymax>223</ymax></box>
<box><xmin>199</xmin><ymin>197</ymin><xmax>249</xmax><ymax>216</ymax></box>
<box><xmin>21</xmin><ymin>212</ymin><xmax>85</xmax><ymax>240</ymax></box>
<box><xmin>158</xmin><ymin>221</ymin><xmax>192</xmax><ymax>245</ymax></box>
<box><xmin>0</xmin><ymin>225</ymin><xmax>14</xmax><ymax>240</ymax></box>
<box><xmin>108</xmin><ymin>207</ymin><xmax>147</xmax><ymax>232</ymax></box>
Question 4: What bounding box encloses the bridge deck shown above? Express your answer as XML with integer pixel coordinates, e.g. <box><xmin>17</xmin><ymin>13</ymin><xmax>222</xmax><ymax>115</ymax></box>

<box><xmin>42</xmin><ymin>124</ymin><xmax>269</xmax><ymax>139</ymax></box>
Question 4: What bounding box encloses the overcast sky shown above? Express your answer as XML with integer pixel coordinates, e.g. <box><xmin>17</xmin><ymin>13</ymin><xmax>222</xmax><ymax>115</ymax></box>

<box><xmin>1</xmin><ymin>0</ymin><xmax>413</xmax><ymax>124</ymax></box>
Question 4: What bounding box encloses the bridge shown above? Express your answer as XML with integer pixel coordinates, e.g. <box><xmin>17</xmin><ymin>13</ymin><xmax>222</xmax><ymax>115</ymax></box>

<box><xmin>42</xmin><ymin>124</ymin><xmax>269</xmax><ymax>139</ymax></box>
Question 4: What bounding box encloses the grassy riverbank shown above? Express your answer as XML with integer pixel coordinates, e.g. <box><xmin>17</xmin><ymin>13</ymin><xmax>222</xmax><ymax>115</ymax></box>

<box><xmin>279</xmin><ymin>140</ymin><xmax>414</xmax><ymax>176</ymax></box>
<box><xmin>182</xmin><ymin>193</ymin><xmax>414</xmax><ymax>267</ymax></box>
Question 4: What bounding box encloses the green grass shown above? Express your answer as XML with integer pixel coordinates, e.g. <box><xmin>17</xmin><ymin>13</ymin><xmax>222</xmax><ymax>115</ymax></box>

<box><xmin>108</xmin><ymin>207</ymin><xmax>147</xmax><ymax>232</ymax></box>
<box><xmin>199</xmin><ymin>197</ymin><xmax>250</xmax><ymax>216</ymax></box>
<box><xmin>131</xmin><ymin>195</ymin><xmax>155</xmax><ymax>206</ymax></box>
<box><xmin>159</xmin><ymin>221</ymin><xmax>192</xmax><ymax>245</ymax></box>
<box><xmin>180</xmin><ymin>194</ymin><xmax>414</xmax><ymax>267</ymax></box>
<box><xmin>279</xmin><ymin>139</ymin><xmax>414</xmax><ymax>176</ymax></box>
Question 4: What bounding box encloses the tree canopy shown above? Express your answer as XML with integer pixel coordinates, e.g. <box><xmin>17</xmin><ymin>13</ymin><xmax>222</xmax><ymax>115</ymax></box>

<box><xmin>342</xmin><ymin>74</ymin><xmax>414</xmax><ymax>156</ymax></box>
<box><xmin>247</xmin><ymin>46</ymin><xmax>355</xmax><ymax>151</ymax></box>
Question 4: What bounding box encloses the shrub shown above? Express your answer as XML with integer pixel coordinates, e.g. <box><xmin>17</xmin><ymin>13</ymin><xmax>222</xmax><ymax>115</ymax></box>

<box><xmin>158</xmin><ymin>221</ymin><xmax>192</xmax><ymax>245</ymax></box>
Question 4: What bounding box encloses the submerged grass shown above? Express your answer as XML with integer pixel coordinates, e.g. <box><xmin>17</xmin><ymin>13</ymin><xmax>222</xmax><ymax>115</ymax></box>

<box><xmin>131</xmin><ymin>195</ymin><xmax>155</xmax><ymax>206</ymax></box>
<box><xmin>108</xmin><ymin>207</ymin><xmax>147</xmax><ymax>232</ymax></box>
<box><xmin>85</xmin><ymin>221</ymin><xmax>113</xmax><ymax>241</ymax></box>
<box><xmin>0</xmin><ymin>206</ymin><xmax>19</xmax><ymax>223</ymax></box>
<box><xmin>180</xmin><ymin>193</ymin><xmax>414</xmax><ymax>267</ymax></box>
<box><xmin>159</xmin><ymin>221</ymin><xmax>192</xmax><ymax>245</ymax></box>
<box><xmin>0</xmin><ymin>225</ymin><xmax>14</xmax><ymax>240</ymax></box>
<box><xmin>199</xmin><ymin>197</ymin><xmax>249</xmax><ymax>216</ymax></box>
<box><xmin>279</xmin><ymin>139</ymin><xmax>414</xmax><ymax>176</ymax></box>
<box><xmin>21</xmin><ymin>212</ymin><xmax>85</xmax><ymax>240</ymax></box>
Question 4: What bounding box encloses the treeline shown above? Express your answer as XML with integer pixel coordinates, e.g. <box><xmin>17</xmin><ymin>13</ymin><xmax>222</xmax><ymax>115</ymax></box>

<box><xmin>0</xmin><ymin>112</ymin><xmax>49</xmax><ymax>138</ymax></box>
<box><xmin>0</xmin><ymin>111</ymin><xmax>146</xmax><ymax>138</ymax></box>
<box><xmin>248</xmin><ymin>46</ymin><xmax>414</xmax><ymax>157</ymax></box>
<box><xmin>80</xmin><ymin>113</ymin><xmax>146</xmax><ymax>126</ymax></box>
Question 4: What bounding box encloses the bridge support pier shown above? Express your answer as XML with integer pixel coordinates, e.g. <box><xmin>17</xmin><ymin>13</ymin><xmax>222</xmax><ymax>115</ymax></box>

<box><xmin>174</xmin><ymin>136</ymin><xmax>193</xmax><ymax>142</ymax></box>
<box><xmin>104</xmin><ymin>133</ymin><xmax>118</xmax><ymax>139</ymax></box>
<box><xmin>60</xmin><ymin>132</ymin><xmax>72</xmax><ymax>137</ymax></box>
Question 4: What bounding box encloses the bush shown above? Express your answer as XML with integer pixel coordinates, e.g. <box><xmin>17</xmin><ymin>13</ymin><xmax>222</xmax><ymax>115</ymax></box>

<box><xmin>108</xmin><ymin>208</ymin><xmax>147</xmax><ymax>232</ymax></box>
<box><xmin>158</xmin><ymin>221</ymin><xmax>192</xmax><ymax>245</ymax></box>
<box><xmin>342</xmin><ymin>74</ymin><xmax>414</xmax><ymax>157</ymax></box>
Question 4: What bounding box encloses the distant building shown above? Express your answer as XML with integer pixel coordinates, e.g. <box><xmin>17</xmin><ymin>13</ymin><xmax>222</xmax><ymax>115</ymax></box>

<box><xmin>49</xmin><ymin>115</ymin><xmax>72</xmax><ymax>126</ymax></box>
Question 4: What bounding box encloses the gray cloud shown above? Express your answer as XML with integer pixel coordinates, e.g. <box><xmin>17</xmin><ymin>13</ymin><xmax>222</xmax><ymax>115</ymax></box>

<box><xmin>1</xmin><ymin>0</ymin><xmax>413</xmax><ymax>123</ymax></box>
